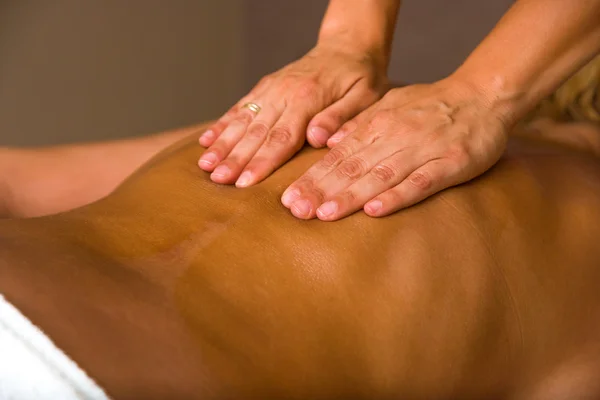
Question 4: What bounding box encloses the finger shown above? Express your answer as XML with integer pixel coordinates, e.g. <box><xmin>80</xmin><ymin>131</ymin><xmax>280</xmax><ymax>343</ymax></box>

<box><xmin>311</xmin><ymin>149</ymin><xmax>424</xmax><ymax>221</ymax></box>
<box><xmin>290</xmin><ymin>139</ymin><xmax>401</xmax><ymax>219</ymax></box>
<box><xmin>198</xmin><ymin>73</ymin><xmax>278</xmax><ymax>147</ymax></box>
<box><xmin>364</xmin><ymin>159</ymin><xmax>463</xmax><ymax>217</ymax></box>
<box><xmin>198</xmin><ymin>88</ymin><xmax>266</xmax><ymax>147</ymax></box>
<box><xmin>324</xmin><ymin>85</ymin><xmax>420</xmax><ymax>149</ymax></box>
<box><xmin>198</xmin><ymin>95</ymin><xmax>250</xmax><ymax>147</ymax></box>
<box><xmin>239</xmin><ymin>108</ymin><xmax>308</xmax><ymax>186</ymax></box>
<box><xmin>281</xmin><ymin>128</ymin><xmax>374</xmax><ymax>208</ymax></box>
<box><xmin>211</xmin><ymin>104</ymin><xmax>281</xmax><ymax>185</ymax></box>
<box><xmin>326</xmin><ymin>102</ymin><xmax>377</xmax><ymax>148</ymax></box>
<box><xmin>198</xmin><ymin>106</ymin><xmax>238</xmax><ymax>147</ymax></box>
<box><xmin>307</xmin><ymin>85</ymin><xmax>378</xmax><ymax>148</ymax></box>
<box><xmin>198</xmin><ymin>106</ymin><xmax>257</xmax><ymax>172</ymax></box>
<box><xmin>326</xmin><ymin>120</ymin><xmax>358</xmax><ymax>148</ymax></box>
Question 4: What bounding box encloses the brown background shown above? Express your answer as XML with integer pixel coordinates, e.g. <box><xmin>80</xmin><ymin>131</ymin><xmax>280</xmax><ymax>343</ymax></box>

<box><xmin>0</xmin><ymin>0</ymin><xmax>513</xmax><ymax>146</ymax></box>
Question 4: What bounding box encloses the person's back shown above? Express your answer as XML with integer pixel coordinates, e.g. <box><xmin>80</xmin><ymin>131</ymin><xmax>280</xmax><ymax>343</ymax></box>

<box><xmin>1</xmin><ymin>128</ymin><xmax>600</xmax><ymax>399</ymax></box>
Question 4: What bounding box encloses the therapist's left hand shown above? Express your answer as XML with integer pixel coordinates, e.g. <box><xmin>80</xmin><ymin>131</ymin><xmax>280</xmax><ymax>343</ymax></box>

<box><xmin>280</xmin><ymin>78</ymin><xmax>513</xmax><ymax>220</ymax></box>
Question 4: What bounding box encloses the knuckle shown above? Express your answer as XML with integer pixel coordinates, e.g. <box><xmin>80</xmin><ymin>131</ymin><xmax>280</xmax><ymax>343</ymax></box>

<box><xmin>336</xmin><ymin>157</ymin><xmax>368</xmax><ymax>180</ymax></box>
<box><xmin>445</xmin><ymin>143</ymin><xmax>470</xmax><ymax>167</ymax></box>
<box><xmin>266</xmin><ymin>126</ymin><xmax>294</xmax><ymax>146</ymax></box>
<box><xmin>322</xmin><ymin>147</ymin><xmax>348</xmax><ymax>168</ymax></box>
<box><xmin>310</xmin><ymin>185</ymin><xmax>327</xmax><ymax>202</ymax></box>
<box><xmin>295</xmin><ymin>177</ymin><xmax>326</xmax><ymax>201</ymax></box>
<box><xmin>211</xmin><ymin>121</ymin><xmax>226</xmax><ymax>134</ymax></box>
<box><xmin>246</xmin><ymin>122</ymin><xmax>270</xmax><ymax>140</ymax></box>
<box><xmin>293</xmin><ymin>176</ymin><xmax>313</xmax><ymax>190</ymax></box>
<box><xmin>407</xmin><ymin>170</ymin><xmax>433</xmax><ymax>190</ymax></box>
<box><xmin>370</xmin><ymin>163</ymin><xmax>397</xmax><ymax>183</ymax></box>
<box><xmin>236</xmin><ymin>112</ymin><xmax>253</xmax><ymax>125</ymax></box>
<box><xmin>337</xmin><ymin>189</ymin><xmax>358</xmax><ymax>205</ymax></box>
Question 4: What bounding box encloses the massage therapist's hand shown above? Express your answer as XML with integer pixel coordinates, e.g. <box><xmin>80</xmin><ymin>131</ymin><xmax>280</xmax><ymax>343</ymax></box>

<box><xmin>281</xmin><ymin>78</ymin><xmax>512</xmax><ymax>220</ymax></box>
<box><xmin>197</xmin><ymin>42</ymin><xmax>387</xmax><ymax>187</ymax></box>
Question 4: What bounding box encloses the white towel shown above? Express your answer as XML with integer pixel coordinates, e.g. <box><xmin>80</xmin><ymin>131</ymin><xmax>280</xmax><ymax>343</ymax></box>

<box><xmin>0</xmin><ymin>294</ymin><xmax>109</xmax><ymax>400</ymax></box>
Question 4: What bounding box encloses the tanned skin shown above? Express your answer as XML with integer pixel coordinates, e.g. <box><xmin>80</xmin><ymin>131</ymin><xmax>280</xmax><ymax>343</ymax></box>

<box><xmin>1</xmin><ymin>120</ymin><xmax>600</xmax><ymax>399</ymax></box>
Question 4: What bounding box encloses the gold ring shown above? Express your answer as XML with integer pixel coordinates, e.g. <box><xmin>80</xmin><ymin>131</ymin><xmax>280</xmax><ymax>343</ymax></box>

<box><xmin>242</xmin><ymin>102</ymin><xmax>262</xmax><ymax>114</ymax></box>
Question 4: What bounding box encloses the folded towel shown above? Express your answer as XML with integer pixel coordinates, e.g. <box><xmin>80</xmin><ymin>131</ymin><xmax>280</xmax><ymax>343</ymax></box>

<box><xmin>0</xmin><ymin>294</ymin><xmax>109</xmax><ymax>400</ymax></box>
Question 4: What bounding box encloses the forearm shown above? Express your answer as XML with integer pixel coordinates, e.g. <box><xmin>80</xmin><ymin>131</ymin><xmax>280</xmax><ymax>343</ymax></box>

<box><xmin>318</xmin><ymin>0</ymin><xmax>401</xmax><ymax>67</ymax></box>
<box><xmin>452</xmin><ymin>0</ymin><xmax>600</xmax><ymax>124</ymax></box>
<box><xmin>0</xmin><ymin>123</ymin><xmax>205</xmax><ymax>218</ymax></box>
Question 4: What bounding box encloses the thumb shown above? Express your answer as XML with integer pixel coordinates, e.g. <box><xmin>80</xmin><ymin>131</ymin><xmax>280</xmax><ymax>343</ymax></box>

<box><xmin>306</xmin><ymin>84</ymin><xmax>379</xmax><ymax>148</ymax></box>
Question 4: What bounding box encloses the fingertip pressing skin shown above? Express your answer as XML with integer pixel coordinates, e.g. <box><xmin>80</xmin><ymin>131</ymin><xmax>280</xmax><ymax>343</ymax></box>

<box><xmin>364</xmin><ymin>199</ymin><xmax>383</xmax><ymax>216</ymax></box>
<box><xmin>281</xmin><ymin>188</ymin><xmax>301</xmax><ymax>207</ymax></box>
<box><xmin>294</xmin><ymin>196</ymin><xmax>386</xmax><ymax>221</ymax></box>
<box><xmin>235</xmin><ymin>171</ymin><xmax>253</xmax><ymax>188</ymax></box>
<box><xmin>210</xmin><ymin>164</ymin><xmax>232</xmax><ymax>183</ymax></box>
<box><xmin>290</xmin><ymin>198</ymin><xmax>314</xmax><ymax>219</ymax></box>
<box><xmin>315</xmin><ymin>200</ymin><xmax>338</xmax><ymax>220</ymax></box>
<box><xmin>198</xmin><ymin>152</ymin><xmax>218</xmax><ymax>171</ymax></box>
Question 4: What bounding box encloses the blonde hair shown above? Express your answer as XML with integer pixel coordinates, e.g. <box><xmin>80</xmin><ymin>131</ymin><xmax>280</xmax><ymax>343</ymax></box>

<box><xmin>530</xmin><ymin>54</ymin><xmax>600</xmax><ymax>123</ymax></box>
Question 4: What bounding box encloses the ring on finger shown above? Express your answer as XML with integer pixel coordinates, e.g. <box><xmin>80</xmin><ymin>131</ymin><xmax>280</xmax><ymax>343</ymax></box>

<box><xmin>242</xmin><ymin>102</ymin><xmax>262</xmax><ymax>114</ymax></box>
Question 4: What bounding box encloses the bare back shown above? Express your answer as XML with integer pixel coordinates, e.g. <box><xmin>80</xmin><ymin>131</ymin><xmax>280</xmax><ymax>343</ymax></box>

<box><xmin>1</xmin><ymin>129</ymin><xmax>600</xmax><ymax>399</ymax></box>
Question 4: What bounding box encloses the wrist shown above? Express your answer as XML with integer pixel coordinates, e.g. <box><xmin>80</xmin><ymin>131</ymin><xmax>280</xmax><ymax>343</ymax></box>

<box><xmin>316</xmin><ymin>31</ymin><xmax>390</xmax><ymax>71</ymax></box>
<box><xmin>318</xmin><ymin>20</ymin><xmax>385</xmax><ymax>51</ymax></box>
<box><xmin>446</xmin><ymin>69</ymin><xmax>532</xmax><ymax>129</ymax></box>
<box><xmin>317</xmin><ymin>0</ymin><xmax>400</xmax><ymax>70</ymax></box>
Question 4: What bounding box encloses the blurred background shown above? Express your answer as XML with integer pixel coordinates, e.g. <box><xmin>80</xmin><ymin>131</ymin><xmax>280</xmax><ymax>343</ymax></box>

<box><xmin>0</xmin><ymin>0</ymin><xmax>513</xmax><ymax>146</ymax></box>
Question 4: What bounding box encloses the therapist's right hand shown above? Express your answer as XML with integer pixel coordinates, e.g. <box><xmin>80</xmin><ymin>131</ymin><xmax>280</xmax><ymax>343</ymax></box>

<box><xmin>197</xmin><ymin>42</ymin><xmax>388</xmax><ymax>188</ymax></box>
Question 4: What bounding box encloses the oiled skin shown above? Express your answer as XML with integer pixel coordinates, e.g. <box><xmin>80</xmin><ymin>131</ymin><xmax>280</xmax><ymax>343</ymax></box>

<box><xmin>1</xmin><ymin>126</ymin><xmax>600</xmax><ymax>399</ymax></box>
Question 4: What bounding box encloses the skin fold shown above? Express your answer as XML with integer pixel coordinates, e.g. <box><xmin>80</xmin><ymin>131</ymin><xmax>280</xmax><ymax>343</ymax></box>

<box><xmin>1</xmin><ymin>122</ymin><xmax>600</xmax><ymax>399</ymax></box>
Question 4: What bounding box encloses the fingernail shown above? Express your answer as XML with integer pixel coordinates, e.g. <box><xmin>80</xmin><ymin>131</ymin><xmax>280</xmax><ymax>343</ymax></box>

<box><xmin>316</xmin><ymin>201</ymin><xmax>338</xmax><ymax>219</ymax></box>
<box><xmin>365</xmin><ymin>200</ymin><xmax>382</xmax><ymax>215</ymax></box>
<box><xmin>291</xmin><ymin>199</ymin><xmax>312</xmax><ymax>218</ymax></box>
<box><xmin>308</xmin><ymin>126</ymin><xmax>330</xmax><ymax>146</ymax></box>
<box><xmin>199</xmin><ymin>152</ymin><xmax>218</xmax><ymax>168</ymax></box>
<box><xmin>236</xmin><ymin>171</ymin><xmax>253</xmax><ymax>187</ymax></box>
<box><xmin>199</xmin><ymin>130</ymin><xmax>214</xmax><ymax>145</ymax></box>
<box><xmin>211</xmin><ymin>165</ymin><xmax>230</xmax><ymax>179</ymax></box>
<box><xmin>281</xmin><ymin>188</ymin><xmax>300</xmax><ymax>207</ymax></box>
